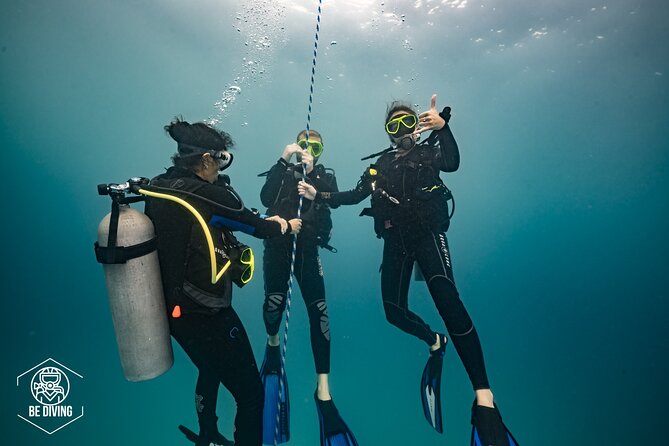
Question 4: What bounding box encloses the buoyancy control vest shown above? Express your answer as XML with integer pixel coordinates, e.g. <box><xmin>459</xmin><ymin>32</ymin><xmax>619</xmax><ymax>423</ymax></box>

<box><xmin>267</xmin><ymin>163</ymin><xmax>337</xmax><ymax>248</ymax></box>
<box><xmin>362</xmin><ymin>143</ymin><xmax>453</xmax><ymax>237</ymax></box>
<box><xmin>145</xmin><ymin>169</ymin><xmax>246</xmax><ymax>312</ymax></box>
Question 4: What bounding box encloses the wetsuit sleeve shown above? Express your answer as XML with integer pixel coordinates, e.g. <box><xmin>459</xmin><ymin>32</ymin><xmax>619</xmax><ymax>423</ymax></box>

<box><xmin>198</xmin><ymin>183</ymin><xmax>286</xmax><ymax>239</ymax></box>
<box><xmin>316</xmin><ymin>170</ymin><xmax>371</xmax><ymax>208</ymax></box>
<box><xmin>433</xmin><ymin>106</ymin><xmax>460</xmax><ymax>172</ymax></box>
<box><xmin>260</xmin><ymin>159</ymin><xmax>290</xmax><ymax>208</ymax></box>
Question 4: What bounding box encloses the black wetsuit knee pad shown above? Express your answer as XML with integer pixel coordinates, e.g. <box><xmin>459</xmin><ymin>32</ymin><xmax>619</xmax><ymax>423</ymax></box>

<box><xmin>263</xmin><ymin>293</ymin><xmax>286</xmax><ymax>334</ymax></box>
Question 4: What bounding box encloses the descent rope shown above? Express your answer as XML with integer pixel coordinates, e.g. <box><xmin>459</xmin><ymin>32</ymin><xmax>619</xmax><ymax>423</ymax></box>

<box><xmin>275</xmin><ymin>1</ymin><xmax>324</xmax><ymax>445</ymax></box>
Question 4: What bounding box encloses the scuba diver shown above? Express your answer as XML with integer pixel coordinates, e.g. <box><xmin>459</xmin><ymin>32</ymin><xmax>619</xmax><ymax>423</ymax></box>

<box><xmin>258</xmin><ymin>130</ymin><xmax>358</xmax><ymax>446</ymax></box>
<box><xmin>298</xmin><ymin>95</ymin><xmax>519</xmax><ymax>446</ymax></box>
<box><xmin>145</xmin><ymin>118</ymin><xmax>302</xmax><ymax>446</ymax></box>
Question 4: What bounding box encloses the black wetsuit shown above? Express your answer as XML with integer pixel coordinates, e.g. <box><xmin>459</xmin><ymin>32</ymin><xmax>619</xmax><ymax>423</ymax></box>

<box><xmin>316</xmin><ymin>110</ymin><xmax>490</xmax><ymax>390</ymax></box>
<box><xmin>145</xmin><ymin>167</ymin><xmax>288</xmax><ymax>446</ymax></box>
<box><xmin>260</xmin><ymin>160</ymin><xmax>338</xmax><ymax>374</ymax></box>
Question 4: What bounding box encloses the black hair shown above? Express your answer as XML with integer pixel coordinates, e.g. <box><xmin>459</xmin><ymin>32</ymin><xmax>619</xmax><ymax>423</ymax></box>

<box><xmin>385</xmin><ymin>101</ymin><xmax>416</xmax><ymax>123</ymax></box>
<box><xmin>165</xmin><ymin>117</ymin><xmax>234</xmax><ymax>169</ymax></box>
<box><xmin>296</xmin><ymin>129</ymin><xmax>323</xmax><ymax>145</ymax></box>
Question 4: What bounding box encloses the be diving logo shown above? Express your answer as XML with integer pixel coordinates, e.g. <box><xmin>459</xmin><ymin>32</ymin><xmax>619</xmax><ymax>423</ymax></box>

<box><xmin>16</xmin><ymin>358</ymin><xmax>84</xmax><ymax>434</ymax></box>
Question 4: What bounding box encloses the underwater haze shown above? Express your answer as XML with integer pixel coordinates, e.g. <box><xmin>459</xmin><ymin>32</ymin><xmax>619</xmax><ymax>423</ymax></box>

<box><xmin>2</xmin><ymin>0</ymin><xmax>668</xmax><ymax>445</ymax></box>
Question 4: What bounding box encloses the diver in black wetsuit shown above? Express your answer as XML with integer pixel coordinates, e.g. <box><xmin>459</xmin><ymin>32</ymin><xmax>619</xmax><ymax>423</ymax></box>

<box><xmin>298</xmin><ymin>96</ymin><xmax>519</xmax><ymax>446</ymax></box>
<box><xmin>145</xmin><ymin>118</ymin><xmax>301</xmax><ymax>446</ymax></box>
<box><xmin>259</xmin><ymin>131</ymin><xmax>358</xmax><ymax>446</ymax></box>
<box><xmin>259</xmin><ymin>130</ymin><xmax>339</xmax><ymax>399</ymax></box>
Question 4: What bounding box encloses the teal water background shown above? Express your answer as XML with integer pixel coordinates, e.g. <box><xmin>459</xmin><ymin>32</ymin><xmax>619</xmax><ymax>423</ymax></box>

<box><xmin>2</xmin><ymin>1</ymin><xmax>667</xmax><ymax>445</ymax></box>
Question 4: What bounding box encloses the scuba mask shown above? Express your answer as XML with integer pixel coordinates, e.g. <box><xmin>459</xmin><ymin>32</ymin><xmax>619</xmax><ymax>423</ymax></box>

<box><xmin>297</xmin><ymin>138</ymin><xmax>324</xmax><ymax>158</ymax></box>
<box><xmin>385</xmin><ymin>114</ymin><xmax>417</xmax><ymax>136</ymax></box>
<box><xmin>212</xmin><ymin>150</ymin><xmax>234</xmax><ymax>171</ymax></box>
<box><xmin>178</xmin><ymin>143</ymin><xmax>233</xmax><ymax>171</ymax></box>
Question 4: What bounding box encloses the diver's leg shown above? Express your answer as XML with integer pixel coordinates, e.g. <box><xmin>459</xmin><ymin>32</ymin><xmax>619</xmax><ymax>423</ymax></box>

<box><xmin>171</xmin><ymin>318</ymin><xmax>222</xmax><ymax>439</ymax></box>
<box><xmin>294</xmin><ymin>240</ymin><xmax>331</xmax><ymax>399</ymax></box>
<box><xmin>380</xmin><ymin>229</ymin><xmax>436</xmax><ymax>345</ymax></box>
<box><xmin>213</xmin><ymin>308</ymin><xmax>264</xmax><ymax>446</ymax></box>
<box><xmin>172</xmin><ymin>309</ymin><xmax>263</xmax><ymax>445</ymax></box>
<box><xmin>263</xmin><ymin>238</ymin><xmax>291</xmax><ymax>346</ymax></box>
<box><xmin>194</xmin><ymin>370</ymin><xmax>221</xmax><ymax>438</ymax></box>
<box><xmin>416</xmin><ymin>231</ymin><xmax>491</xmax><ymax>394</ymax></box>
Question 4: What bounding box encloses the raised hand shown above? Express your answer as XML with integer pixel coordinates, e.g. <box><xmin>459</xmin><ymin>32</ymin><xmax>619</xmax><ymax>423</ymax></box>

<box><xmin>415</xmin><ymin>94</ymin><xmax>446</xmax><ymax>134</ymax></box>
<box><xmin>282</xmin><ymin>143</ymin><xmax>303</xmax><ymax>162</ymax></box>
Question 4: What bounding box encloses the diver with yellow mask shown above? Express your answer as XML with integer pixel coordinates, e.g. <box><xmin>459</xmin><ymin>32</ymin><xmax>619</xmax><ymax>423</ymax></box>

<box><xmin>257</xmin><ymin>130</ymin><xmax>357</xmax><ymax>445</ymax></box>
<box><xmin>298</xmin><ymin>95</ymin><xmax>519</xmax><ymax>446</ymax></box>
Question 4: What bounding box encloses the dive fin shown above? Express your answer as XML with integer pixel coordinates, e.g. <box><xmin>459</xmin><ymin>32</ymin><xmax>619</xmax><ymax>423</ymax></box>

<box><xmin>260</xmin><ymin>344</ymin><xmax>290</xmax><ymax>445</ymax></box>
<box><xmin>314</xmin><ymin>392</ymin><xmax>359</xmax><ymax>446</ymax></box>
<box><xmin>470</xmin><ymin>402</ymin><xmax>519</xmax><ymax>446</ymax></box>
<box><xmin>420</xmin><ymin>334</ymin><xmax>447</xmax><ymax>433</ymax></box>
<box><xmin>178</xmin><ymin>425</ymin><xmax>234</xmax><ymax>446</ymax></box>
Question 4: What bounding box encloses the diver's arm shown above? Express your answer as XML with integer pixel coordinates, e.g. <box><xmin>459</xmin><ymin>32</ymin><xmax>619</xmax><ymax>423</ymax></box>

<box><xmin>434</xmin><ymin>107</ymin><xmax>460</xmax><ymax>172</ymax></box>
<box><xmin>199</xmin><ymin>183</ymin><xmax>289</xmax><ymax>238</ymax></box>
<box><xmin>260</xmin><ymin>159</ymin><xmax>290</xmax><ymax>207</ymax></box>
<box><xmin>315</xmin><ymin>172</ymin><xmax>371</xmax><ymax>208</ymax></box>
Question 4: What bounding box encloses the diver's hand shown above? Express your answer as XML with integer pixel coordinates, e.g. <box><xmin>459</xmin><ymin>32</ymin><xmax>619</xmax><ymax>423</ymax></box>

<box><xmin>281</xmin><ymin>144</ymin><xmax>302</xmax><ymax>162</ymax></box>
<box><xmin>415</xmin><ymin>94</ymin><xmax>446</xmax><ymax>134</ymax></box>
<box><xmin>297</xmin><ymin>180</ymin><xmax>317</xmax><ymax>200</ymax></box>
<box><xmin>266</xmin><ymin>215</ymin><xmax>288</xmax><ymax>234</ymax></box>
<box><xmin>288</xmin><ymin>218</ymin><xmax>302</xmax><ymax>234</ymax></box>
<box><xmin>297</xmin><ymin>150</ymin><xmax>314</xmax><ymax>174</ymax></box>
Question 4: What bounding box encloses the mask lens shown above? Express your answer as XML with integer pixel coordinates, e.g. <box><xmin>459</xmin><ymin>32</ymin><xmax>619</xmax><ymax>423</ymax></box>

<box><xmin>240</xmin><ymin>247</ymin><xmax>253</xmax><ymax>264</ymax></box>
<box><xmin>308</xmin><ymin>142</ymin><xmax>323</xmax><ymax>157</ymax></box>
<box><xmin>386</xmin><ymin>120</ymin><xmax>400</xmax><ymax>134</ymax></box>
<box><xmin>240</xmin><ymin>247</ymin><xmax>254</xmax><ymax>283</ymax></box>
<box><xmin>402</xmin><ymin>114</ymin><xmax>417</xmax><ymax>129</ymax></box>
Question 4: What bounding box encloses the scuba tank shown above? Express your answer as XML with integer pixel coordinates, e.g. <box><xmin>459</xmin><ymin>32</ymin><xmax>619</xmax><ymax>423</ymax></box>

<box><xmin>95</xmin><ymin>180</ymin><xmax>173</xmax><ymax>382</ymax></box>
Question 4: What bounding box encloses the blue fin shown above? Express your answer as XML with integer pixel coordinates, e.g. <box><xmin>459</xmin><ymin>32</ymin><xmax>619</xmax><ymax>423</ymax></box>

<box><xmin>261</xmin><ymin>345</ymin><xmax>289</xmax><ymax>445</ymax></box>
<box><xmin>314</xmin><ymin>393</ymin><xmax>359</xmax><ymax>446</ymax></box>
<box><xmin>420</xmin><ymin>334</ymin><xmax>447</xmax><ymax>433</ymax></box>
<box><xmin>470</xmin><ymin>402</ymin><xmax>519</xmax><ymax>446</ymax></box>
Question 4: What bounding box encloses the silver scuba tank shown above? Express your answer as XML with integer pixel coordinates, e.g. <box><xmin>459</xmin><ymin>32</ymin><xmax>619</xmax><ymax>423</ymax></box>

<box><xmin>96</xmin><ymin>204</ymin><xmax>173</xmax><ymax>382</ymax></box>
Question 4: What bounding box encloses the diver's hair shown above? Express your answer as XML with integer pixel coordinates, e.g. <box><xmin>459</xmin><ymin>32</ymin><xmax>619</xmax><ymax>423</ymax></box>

<box><xmin>385</xmin><ymin>101</ymin><xmax>416</xmax><ymax>123</ymax></box>
<box><xmin>165</xmin><ymin>117</ymin><xmax>234</xmax><ymax>170</ymax></box>
<box><xmin>296</xmin><ymin>129</ymin><xmax>323</xmax><ymax>145</ymax></box>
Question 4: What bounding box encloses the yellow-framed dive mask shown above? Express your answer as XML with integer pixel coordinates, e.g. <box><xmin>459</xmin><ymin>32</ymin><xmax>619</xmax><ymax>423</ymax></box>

<box><xmin>385</xmin><ymin>114</ymin><xmax>417</xmax><ymax>135</ymax></box>
<box><xmin>297</xmin><ymin>139</ymin><xmax>324</xmax><ymax>158</ymax></box>
<box><xmin>229</xmin><ymin>245</ymin><xmax>254</xmax><ymax>287</ymax></box>
<box><xmin>238</xmin><ymin>245</ymin><xmax>254</xmax><ymax>285</ymax></box>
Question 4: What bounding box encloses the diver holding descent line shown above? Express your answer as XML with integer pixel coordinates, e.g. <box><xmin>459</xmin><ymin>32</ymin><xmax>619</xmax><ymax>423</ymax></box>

<box><xmin>257</xmin><ymin>130</ymin><xmax>357</xmax><ymax>445</ymax></box>
<box><xmin>298</xmin><ymin>95</ymin><xmax>519</xmax><ymax>446</ymax></box>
